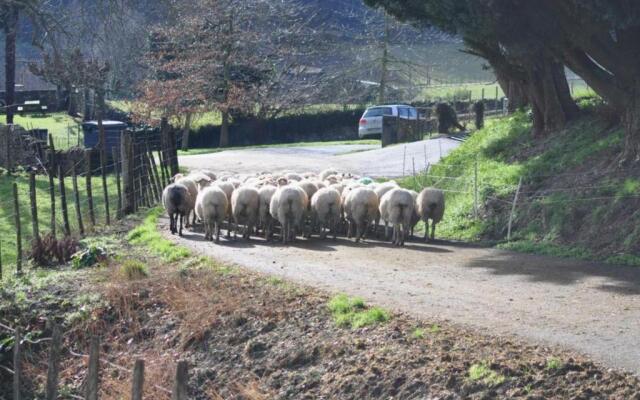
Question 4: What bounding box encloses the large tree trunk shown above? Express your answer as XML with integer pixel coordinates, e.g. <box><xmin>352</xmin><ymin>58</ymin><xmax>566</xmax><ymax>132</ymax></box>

<box><xmin>219</xmin><ymin>111</ymin><xmax>230</xmax><ymax>148</ymax></box>
<box><xmin>4</xmin><ymin>6</ymin><xmax>18</xmax><ymax>124</ymax></box>
<box><xmin>622</xmin><ymin>81</ymin><xmax>640</xmax><ymax>164</ymax></box>
<box><xmin>181</xmin><ymin>113</ymin><xmax>192</xmax><ymax>151</ymax></box>
<box><xmin>67</xmin><ymin>85</ymin><xmax>78</xmax><ymax>117</ymax></box>
<box><xmin>525</xmin><ymin>58</ymin><xmax>577</xmax><ymax>136</ymax></box>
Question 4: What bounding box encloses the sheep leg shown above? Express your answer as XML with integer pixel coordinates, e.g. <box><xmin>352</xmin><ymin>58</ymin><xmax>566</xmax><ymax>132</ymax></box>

<box><xmin>332</xmin><ymin>217</ymin><xmax>337</xmax><ymax>240</ymax></box>
<box><xmin>375</xmin><ymin>216</ymin><xmax>381</xmax><ymax>238</ymax></box>
<box><xmin>424</xmin><ymin>220</ymin><xmax>430</xmax><ymax>242</ymax></box>
<box><xmin>431</xmin><ymin>221</ymin><xmax>436</xmax><ymax>241</ymax></box>
<box><xmin>192</xmin><ymin>210</ymin><xmax>196</xmax><ymax>227</ymax></box>
<box><xmin>355</xmin><ymin>221</ymin><xmax>362</xmax><ymax>243</ymax></box>
<box><xmin>178</xmin><ymin>212</ymin><xmax>183</xmax><ymax>236</ymax></box>
<box><xmin>282</xmin><ymin>219</ymin><xmax>288</xmax><ymax>244</ymax></box>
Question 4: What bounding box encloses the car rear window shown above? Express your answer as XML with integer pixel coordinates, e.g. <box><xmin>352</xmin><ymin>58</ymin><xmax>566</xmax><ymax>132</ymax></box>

<box><xmin>364</xmin><ymin>107</ymin><xmax>393</xmax><ymax>117</ymax></box>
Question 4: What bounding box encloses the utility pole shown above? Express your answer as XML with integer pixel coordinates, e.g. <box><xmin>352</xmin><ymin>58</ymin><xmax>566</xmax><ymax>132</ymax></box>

<box><xmin>378</xmin><ymin>13</ymin><xmax>390</xmax><ymax>105</ymax></box>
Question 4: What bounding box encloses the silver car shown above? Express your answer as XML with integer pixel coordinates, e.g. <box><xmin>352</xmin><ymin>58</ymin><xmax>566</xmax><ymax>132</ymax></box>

<box><xmin>358</xmin><ymin>104</ymin><xmax>418</xmax><ymax>138</ymax></box>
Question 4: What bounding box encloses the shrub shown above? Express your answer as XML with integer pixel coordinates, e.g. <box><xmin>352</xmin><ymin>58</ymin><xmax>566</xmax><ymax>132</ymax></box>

<box><xmin>29</xmin><ymin>233</ymin><xmax>79</xmax><ymax>267</ymax></box>
<box><xmin>119</xmin><ymin>260</ymin><xmax>148</xmax><ymax>280</ymax></box>
<box><xmin>71</xmin><ymin>245</ymin><xmax>108</xmax><ymax>269</ymax></box>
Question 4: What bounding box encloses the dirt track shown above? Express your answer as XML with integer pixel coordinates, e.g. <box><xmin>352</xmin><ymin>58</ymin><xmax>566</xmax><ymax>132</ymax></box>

<box><xmin>161</xmin><ymin>223</ymin><xmax>640</xmax><ymax>376</ymax></box>
<box><xmin>172</xmin><ymin>139</ymin><xmax>640</xmax><ymax>375</ymax></box>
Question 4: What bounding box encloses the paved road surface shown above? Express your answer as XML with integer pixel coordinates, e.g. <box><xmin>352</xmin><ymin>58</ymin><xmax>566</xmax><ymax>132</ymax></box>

<box><xmin>179</xmin><ymin>138</ymin><xmax>460</xmax><ymax>178</ymax></box>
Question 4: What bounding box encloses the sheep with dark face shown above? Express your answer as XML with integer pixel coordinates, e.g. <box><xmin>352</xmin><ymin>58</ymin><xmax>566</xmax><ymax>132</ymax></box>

<box><xmin>162</xmin><ymin>183</ymin><xmax>191</xmax><ymax>236</ymax></box>
<box><xmin>417</xmin><ymin>188</ymin><xmax>445</xmax><ymax>241</ymax></box>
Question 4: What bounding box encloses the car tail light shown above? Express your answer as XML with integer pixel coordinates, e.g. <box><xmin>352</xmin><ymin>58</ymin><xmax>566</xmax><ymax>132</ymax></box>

<box><xmin>359</xmin><ymin>118</ymin><xmax>367</xmax><ymax>125</ymax></box>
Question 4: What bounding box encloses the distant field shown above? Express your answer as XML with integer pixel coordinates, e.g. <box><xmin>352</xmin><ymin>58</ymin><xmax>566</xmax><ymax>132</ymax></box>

<box><xmin>420</xmin><ymin>82</ymin><xmax>504</xmax><ymax>102</ymax></box>
<box><xmin>11</xmin><ymin>112</ymin><xmax>83</xmax><ymax>149</ymax></box>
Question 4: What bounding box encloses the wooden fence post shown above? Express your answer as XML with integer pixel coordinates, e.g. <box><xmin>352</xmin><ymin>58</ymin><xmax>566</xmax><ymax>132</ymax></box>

<box><xmin>58</xmin><ymin>165</ymin><xmax>71</xmax><ymax>237</ymax></box>
<box><xmin>121</xmin><ymin>131</ymin><xmax>135</xmax><ymax>215</ymax></box>
<box><xmin>13</xmin><ymin>328</ymin><xmax>21</xmax><ymax>400</ymax></box>
<box><xmin>72</xmin><ymin>164</ymin><xmax>84</xmax><ymax>236</ymax></box>
<box><xmin>13</xmin><ymin>182</ymin><xmax>22</xmax><ymax>275</ymax></box>
<box><xmin>131</xmin><ymin>359</ymin><xmax>145</xmax><ymax>400</ymax></box>
<box><xmin>147</xmin><ymin>146</ymin><xmax>162</xmax><ymax>201</ymax></box>
<box><xmin>172</xmin><ymin>360</ymin><xmax>188</xmax><ymax>400</ymax></box>
<box><xmin>85</xmin><ymin>150</ymin><xmax>96</xmax><ymax>228</ymax></box>
<box><xmin>158</xmin><ymin>150</ymin><xmax>168</xmax><ymax>187</ymax></box>
<box><xmin>507</xmin><ymin>177</ymin><xmax>523</xmax><ymax>242</ymax></box>
<box><xmin>86</xmin><ymin>336</ymin><xmax>100</xmax><ymax>400</ymax></box>
<box><xmin>45</xmin><ymin>323</ymin><xmax>62</xmax><ymax>400</ymax></box>
<box><xmin>473</xmin><ymin>158</ymin><xmax>479</xmax><ymax>219</ymax></box>
<box><xmin>29</xmin><ymin>171</ymin><xmax>40</xmax><ymax>243</ymax></box>
<box><xmin>100</xmin><ymin>143</ymin><xmax>110</xmax><ymax>225</ymax></box>
<box><xmin>48</xmin><ymin>135</ymin><xmax>57</xmax><ymax>238</ymax></box>
<box><xmin>112</xmin><ymin>147</ymin><xmax>122</xmax><ymax>219</ymax></box>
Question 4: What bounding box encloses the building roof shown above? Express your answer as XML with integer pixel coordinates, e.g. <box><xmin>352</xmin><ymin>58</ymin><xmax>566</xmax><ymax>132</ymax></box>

<box><xmin>0</xmin><ymin>60</ymin><xmax>57</xmax><ymax>92</ymax></box>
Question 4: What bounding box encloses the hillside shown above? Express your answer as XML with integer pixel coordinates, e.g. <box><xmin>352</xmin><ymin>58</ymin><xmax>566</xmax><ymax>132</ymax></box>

<box><xmin>1</xmin><ymin>0</ymin><xmax>492</xmax><ymax>95</ymax></box>
<box><xmin>399</xmin><ymin>100</ymin><xmax>640</xmax><ymax>266</ymax></box>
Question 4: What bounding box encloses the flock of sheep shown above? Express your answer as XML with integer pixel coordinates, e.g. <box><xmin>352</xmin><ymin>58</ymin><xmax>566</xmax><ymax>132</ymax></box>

<box><xmin>162</xmin><ymin>168</ymin><xmax>445</xmax><ymax>246</ymax></box>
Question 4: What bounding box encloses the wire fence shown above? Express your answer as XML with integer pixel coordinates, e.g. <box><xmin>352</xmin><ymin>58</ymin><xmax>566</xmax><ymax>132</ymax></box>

<box><xmin>0</xmin><ymin>321</ymin><xmax>179</xmax><ymax>399</ymax></box>
<box><xmin>0</xmin><ymin>130</ymin><xmax>176</xmax><ymax>280</ymax></box>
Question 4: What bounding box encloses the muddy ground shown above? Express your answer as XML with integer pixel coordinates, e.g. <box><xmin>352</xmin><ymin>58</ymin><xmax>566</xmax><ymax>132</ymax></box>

<box><xmin>2</xmin><ymin>231</ymin><xmax>640</xmax><ymax>399</ymax></box>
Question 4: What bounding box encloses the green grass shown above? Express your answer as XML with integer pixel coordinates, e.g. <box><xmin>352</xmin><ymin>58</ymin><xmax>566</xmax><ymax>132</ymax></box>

<box><xmin>126</xmin><ymin>207</ymin><xmax>190</xmax><ymax>262</ymax></box>
<box><xmin>545</xmin><ymin>357</ymin><xmax>563</xmax><ymax>370</ymax></box>
<box><xmin>119</xmin><ymin>259</ymin><xmax>149</xmax><ymax>280</ymax></box>
<box><xmin>11</xmin><ymin>112</ymin><xmax>83</xmax><ymax>150</ymax></box>
<box><xmin>178</xmin><ymin>139</ymin><xmax>381</xmax><ymax>156</ymax></box>
<box><xmin>397</xmin><ymin>107</ymin><xmax>640</xmax><ymax>265</ymax></box>
<box><xmin>421</xmin><ymin>82</ymin><xmax>504</xmax><ymax>102</ymax></box>
<box><xmin>328</xmin><ymin>294</ymin><xmax>390</xmax><ymax>329</ymax></box>
<box><xmin>468</xmin><ymin>362</ymin><xmax>506</xmax><ymax>386</ymax></box>
<box><xmin>0</xmin><ymin>172</ymin><xmax>121</xmax><ymax>277</ymax></box>
<box><xmin>410</xmin><ymin>327</ymin><xmax>425</xmax><ymax>339</ymax></box>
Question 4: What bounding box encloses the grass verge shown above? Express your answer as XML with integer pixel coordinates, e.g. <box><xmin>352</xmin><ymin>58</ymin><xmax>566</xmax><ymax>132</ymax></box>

<box><xmin>126</xmin><ymin>207</ymin><xmax>190</xmax><ymax>261</ymax></box>
<box><xmin>398</xmin><ymin>106</ymin><xmax>640</xmax><ymax>266</ymax></box>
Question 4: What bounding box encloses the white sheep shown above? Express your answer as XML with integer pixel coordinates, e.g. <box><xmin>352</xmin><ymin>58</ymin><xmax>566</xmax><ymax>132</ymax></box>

<box><xmin>379</xmin><ymin>188</ymin><xmax>415</xmax><ymax>246</ymax></box>
<box><xmin>270</xmin><ymin>185</ymin><xmax>308</xmax><ymax>244</ymax></box>
<box><xmin>417</xmin><ymin>188</ymin><xmax>445</xmax><ymax>242</ymax></box>
<box><xmin>162</xmin><ymin>183</ymin><xmax>191</xmax><ymax>236</ymax></box>
<box><xmin>319</xmin><ymin>168</ymin><xmax>339</xmax><ymax>181</ymax></box>
<box><xmin>258</xmin><ymin>185</ymin><xmax>277</xmax><ymax>240</ymax></box>
<box><xmin>311</xmin><ymin>187</ymin><xmax>342</xmax><ymax>240</ymax></box>
<box><xmin>230</xmin><ymin>186</ymin><xmax>260</xmax><ymax>240</ymax></box>
<box><xmin>285</xmin><ymin>172</ymin><xmax>303</xmax><ymax>182</ymax></box>
<box><xmin>198</xmin><ymin>169</ymin><xmax>217</xmax><ymax>182</ymax></box>
<box><xmin>195</xmin><ymin>186</ymin><xmax>228</xmax><ymax>243</ymax></box>
<box><xmin>344</xmin><ymin>187</ymin><xmax>379</xmax><ymax>242</ymax></box>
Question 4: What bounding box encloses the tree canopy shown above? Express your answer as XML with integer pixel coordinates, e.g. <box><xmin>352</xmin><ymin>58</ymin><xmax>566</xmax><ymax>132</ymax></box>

<box><xmin>365</xmin><ymin>0</ymin><xmax>640</xmax><ymax>162</ymax></box>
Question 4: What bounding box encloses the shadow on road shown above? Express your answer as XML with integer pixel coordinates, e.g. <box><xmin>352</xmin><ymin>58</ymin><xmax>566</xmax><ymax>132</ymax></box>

<box><xmin>463</xmin><ymin>251</ymin><xmax>640</xmax><ymax>295</ymax></box>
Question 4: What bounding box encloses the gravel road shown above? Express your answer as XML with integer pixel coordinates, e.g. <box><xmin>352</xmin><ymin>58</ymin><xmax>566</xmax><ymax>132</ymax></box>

<box><xmin>162</xmin><ymin>226</ymin><xmax>640</xmax><ymax>375</ymax></box>
<box><xmin>179</xmin><ymin>137</ymin><xmax>460</xmax><ymax>178</ymax></box>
